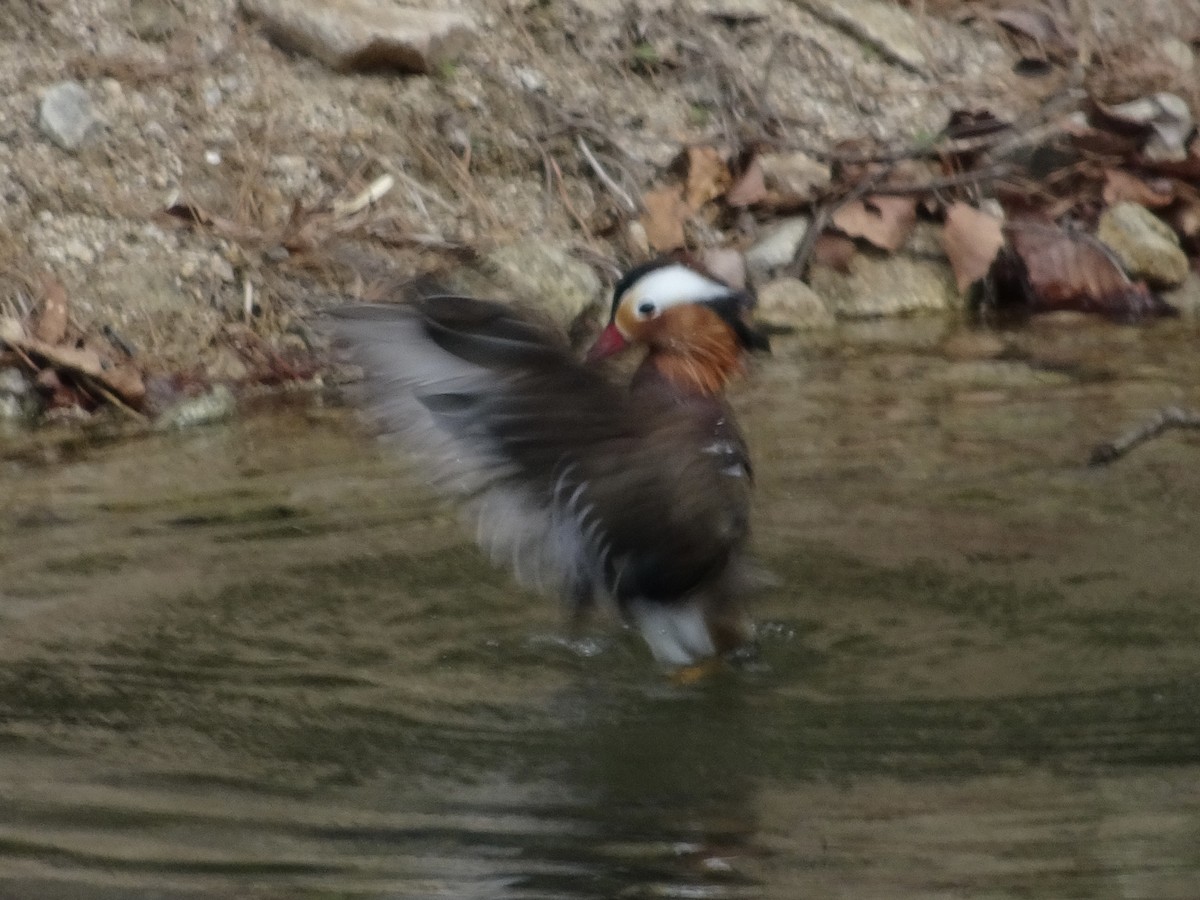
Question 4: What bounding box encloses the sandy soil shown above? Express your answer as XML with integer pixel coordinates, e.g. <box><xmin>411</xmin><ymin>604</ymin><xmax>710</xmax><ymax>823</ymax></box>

<box><xmin>0</xmin><ymin>0</ymin><xmax>1194</xmax><ymax>387</ymax></box>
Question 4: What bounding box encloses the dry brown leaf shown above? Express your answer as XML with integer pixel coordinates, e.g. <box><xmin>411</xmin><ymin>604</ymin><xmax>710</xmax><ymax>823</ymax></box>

<box><xmin>1007</xmin><ymin>220</ymin><xmax>1173</xmax><ymax>318</ymax></box>
<box><xmin>640</xmin><ymin>185</ymin><xmax>689</xmax><ymax>252</ymax></box>
<box><xmin>832</xmin><ymin>194</ymin><xmax>917</xmax><ymax>252</ymax></box>
<box><xmin>941</xmin><ymin>202</ymin><xmax>1006</xmax><ymax>293</ymax></box>
<box><xmin>725</xmin><ymin>155</ymin><xmax>766</xmax><ymax>207</ymax></box>
<box><xmin>684</xmin><ymin>146</ymin><xmax>732</xmax><ymax>210</ymax></box>
<box><xmin>1101</xmin><ymin>169</ymin><xmax>1175</xmax><ymax>209</ymax></box>
<box><xmin>0</xmin><ymin>317</ymin><xmax>145</xmax><ymax>405</ymax></box>
<box><xmin>34</xmin><ymin>275</ymin><xmax>70</xmax><ymax>345</ymax></box>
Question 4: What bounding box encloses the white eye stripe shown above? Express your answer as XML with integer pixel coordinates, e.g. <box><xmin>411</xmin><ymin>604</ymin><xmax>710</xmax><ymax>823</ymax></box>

<box><xmin>623</xmin><ymin>264</ymin><xmax>732</xmax><ymax>312</ymax></box>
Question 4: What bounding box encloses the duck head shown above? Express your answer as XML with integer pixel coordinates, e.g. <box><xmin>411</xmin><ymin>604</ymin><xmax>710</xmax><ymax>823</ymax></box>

<box><xmin>587</xmin><ymin>257</ymin><xmax>769</xmax><ymax>393</ymax></box>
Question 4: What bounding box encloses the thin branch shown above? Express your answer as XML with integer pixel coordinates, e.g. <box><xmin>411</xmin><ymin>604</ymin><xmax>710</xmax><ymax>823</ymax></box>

<box><xmin>86</xmin><ymin>379</ymin><xmax>149</xmax><ymax>423</ymax></box>
<box><xmin>1089</xmin><ymin>406</ymin><xmax>1200</xmax><ymax>466</ymax></box>
<box><xmin>868</xmin><ymin>163</ymin><xmax>1016</xmax><ymax>197</ymax></box>
<box><xmin>576</xmin><ymin>137</ymin><xmax>638</xmax><ymax>214</ymax></box>
<box><xmin>785</xmin><ymin>161</ymin><xmax>897</xmax><ymax>280</ymax></box>
<box><xmin>544</xmin><ymin>153</ymin><xmax>595</xmax><ymax>243</ymax></box>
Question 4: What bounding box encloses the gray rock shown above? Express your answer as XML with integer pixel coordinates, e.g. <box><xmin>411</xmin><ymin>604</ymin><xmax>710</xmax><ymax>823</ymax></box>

<box><xmin>156</xmin><ymin>385</ymin><xmax>237</xmax><ymax>431</ymax></box>
<box><xmin>1105</xmin><ymin>93</ymin><xmax>1193</xmax><ymax>163</ymax></box>
<box><xmin>38</xmin><ymin>82</ymin><xmax>97</xmax><ymax>151</ymax></box>
<box><xmin>797</xmin><ymin>0</ymin><xmax>927</xmax><ymax>73</ymax></box>
<box><xmin>1162</xmin><ymin>273</ymin><xmax>1200</xmax><ymax>317</ymax></box>
<box><xmin>757</xmin><ymin>151</ymin><xmax>830</xmax><ymax>199</ymax></box>
<box><xmin>1159</xmin><ymin>37</ymin><xmax>1195</xmax><ymax>73</ymax></box>
<box><xmin>241</xmin><ymin>0</ymin><xmax>476</xmax><ymax>74</ymax></box>
<box><xmin>0</xmin><ymin>367</ymin><xmax>29</xmax><ymax>397</ymax></box>
<box><xmin>513</xmin><ymin>66</ymin><xmax>547</xmax><ymax>93</ymax></box>
<box><xmin>755</xmin><ymin>277</ymin><xmax>835</xmax><ymax>330</ymax></box>
<box><xmin>0</xmin><ymin>395</ymin><xmax>27</xmax><ymax>426</ymax></box>
<box><xmin>1096</xmin><ymin>202</ymin><xmax>1189</xmax><ymax>287</ymax></box>
<box><xmin>745</xmin><ymin>216</ymin><xmax>810</xmax><ymax>280</ymax></box>
<box><xmin>483</xmin><ymin>241</ymin><xmax>602</xmax><ymax>329</ymax></box>
<box><xmin>0</xmin><ymin>367</ymin><xmax>37</xmax><ymax>426</ymax></box>
<box><xmin>810</xmin><ymin>253</ymin><xmax>957</xmax><ymax>318</ymax></box>
<box><xmin>130</xmin><ymin>0</ymin><xmax>185</xmax><ymax>41</ymax></box>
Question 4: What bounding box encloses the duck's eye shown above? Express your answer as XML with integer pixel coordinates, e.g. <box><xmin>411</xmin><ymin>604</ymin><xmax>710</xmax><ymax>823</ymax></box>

<box><xmin>636</xmin><ymin>301</ymin><xmax>656</xmax><ymax>317</ymax></box>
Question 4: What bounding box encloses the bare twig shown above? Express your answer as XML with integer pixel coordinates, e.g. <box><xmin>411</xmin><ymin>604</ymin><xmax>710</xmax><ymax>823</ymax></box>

<box><xmin>86</xmin><ymin>380</ymin><xmax>149</xmax><ymax>422</ymax></box>
<box><xmin>785</xmin><ymin>162</ymin><xmax>896</xmax><ymax>280</ymax></box>
<box><xmin>783</xmin><ymin>158</ymin><xmax>1015</xmax><ymax>281</ymax></box>
<box><xmin>544</xmin><ymin>153</ymin><xmax>595</xmax><ymax>243</ymax></box>
<box><xmin>1089</xmin><ymin>406</ymin><xmax>1200</xmax><ymax>466</ymax></box>
<box><xmin>785</xmin><ymin>205</ymin><xmax>832</xmax><ymax>283</ymax></box>
<box><xmin>868</xmin><ymin>163</ymin><xmax>1016</xmax><ymax>197</ymax></box>
<box><xmin>577</xmin><ymin>137</ymin><xmax>638</xmax><ymax>214</ymax></box>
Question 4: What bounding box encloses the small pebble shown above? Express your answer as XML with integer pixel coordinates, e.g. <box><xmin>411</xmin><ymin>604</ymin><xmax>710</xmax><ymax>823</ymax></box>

<box><xmin>39</xmin><ymin>81</ymin><xmax>97</xmax><ymax>150</ymax></box>
<box><xmin>63</xmin><ymin>238</ymin><xmax>96</xmax><ymax>265</ymax></box>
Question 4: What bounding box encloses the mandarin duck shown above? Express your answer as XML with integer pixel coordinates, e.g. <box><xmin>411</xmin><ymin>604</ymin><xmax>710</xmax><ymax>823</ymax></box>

<box><xmin>331</xmin><ymin>257</ymin><xmax>769</xmax><ymax>669</ymax></box>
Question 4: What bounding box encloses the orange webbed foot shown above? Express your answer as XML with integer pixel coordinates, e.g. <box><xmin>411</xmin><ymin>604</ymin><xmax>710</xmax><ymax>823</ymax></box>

<box><xmin>668</xmin><ymin>656</ymin><xmax>726</xmax><ymax>685</ymax></box>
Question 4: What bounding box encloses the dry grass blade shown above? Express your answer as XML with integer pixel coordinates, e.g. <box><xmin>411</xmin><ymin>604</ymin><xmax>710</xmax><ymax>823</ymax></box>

<box><xmin>577</xmin><ymin>137</ymin><xmax>638</xmax><ymax>214</ymax></box>
<box><xmin>332</xmin><ymin>174</ymin><xmax>395</xmax><ymax>219</ymax></box>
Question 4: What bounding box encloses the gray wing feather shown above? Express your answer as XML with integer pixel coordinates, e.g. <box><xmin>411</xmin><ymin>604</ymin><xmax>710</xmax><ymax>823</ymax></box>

<box><xmin>329</xmin><ymin>300</ymin><xmax>752</xmax><ymax>611</ymax></box>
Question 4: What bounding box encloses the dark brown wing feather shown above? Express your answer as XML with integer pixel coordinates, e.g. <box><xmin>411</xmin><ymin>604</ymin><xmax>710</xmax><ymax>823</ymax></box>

<box><xmin>329</xmin><ymin>296</ymin><xmax>753</xmax><ymax>611</ymax></box>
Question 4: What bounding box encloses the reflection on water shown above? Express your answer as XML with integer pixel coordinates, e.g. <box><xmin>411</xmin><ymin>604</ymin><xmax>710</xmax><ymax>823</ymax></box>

<box><xmin>2</xmin><ymin>318</ymin><xmax>1200</xmax><ymax>898</ymax></box>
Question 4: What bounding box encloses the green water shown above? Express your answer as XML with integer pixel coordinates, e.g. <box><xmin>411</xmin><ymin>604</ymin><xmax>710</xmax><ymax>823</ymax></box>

<box><xmin>2</xmin><ymin>317</ymin><xmax>1199</xmax><ymax>898</ymax></box>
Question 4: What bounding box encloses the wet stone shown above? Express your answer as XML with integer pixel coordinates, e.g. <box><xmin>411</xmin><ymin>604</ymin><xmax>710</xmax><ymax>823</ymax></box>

<box><xmin>810</xmin><ymin>253</ymin><xmax>957</xmax><ymax>318</ymax></box>
<box><xmin>1097</xmin><ymin>202</ymin><xmax>1189</xmax><ymax>288</ymax></box>
<box><xmin>155</xmin><ymin>384</ymin><xmax>237</xmax><ymax>431</ymax></box>
<box><xmin>756</xmin><ymin>276</ymin><xmax>836</xmax><ymax>330</ymax></box>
